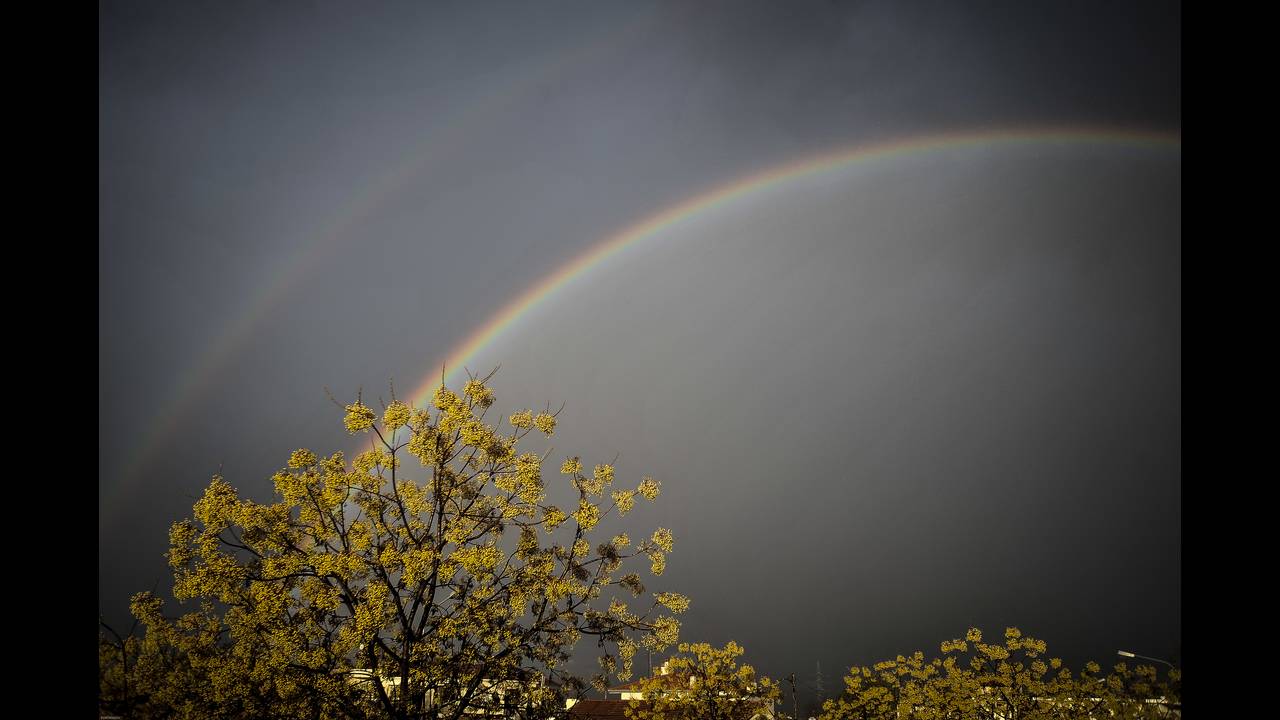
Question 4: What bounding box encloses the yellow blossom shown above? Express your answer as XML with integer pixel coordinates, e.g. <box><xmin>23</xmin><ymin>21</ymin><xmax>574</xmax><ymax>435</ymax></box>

<box><xmin>543</xmin><ymin>506</ymin><xmax>567</xmax><ymax>532</ymax></box>
<box><xmin>382</xmin><ymin>400</ymin><xmax>411</xmax><ymax>429</ymax></box>
<box><xmin>651</xmin><ymin>615</ymin><xmax>680</xmax><ymax>647</ymax></box>
<box><xmin>655</xmin><ymin>591</ymin><xmax>690</xmax><ymax>613</ymax></box>
<box><xmin>593</xmin><ymin>463</ymin><xmax>614</xmax><ymax>486</ymax></box>
<box><xmin>533</xmin><ymin>412</ymin><xmax>557</xmax><ymax>435</ymax></box>
<box><xmin>460</xmin><ymin>420</ymin><xmax>496</xmax><ymax>449</ymax></box>
<box><xmin>451</xmin><ymin>543</ymin><xmax>503</xmax><ymax>577</ymax></box>
<box><xmin>407</xmin><ymin>427</ymin><xmax>439</xmax><ymax>464</ymax></box>
<box><xmin>608</xmin><ymin>490</ymin><xmax>635</xmax><ymax>517</ymax></box>
<box><xmin>287</xmin><ymin>448</ymin><xmax>317</xmax><ymax>468</ymax></box>
<box><xmin>463</xmin><ymin>379</ymin><xmax>495</xmax><ymax>407</ymax></box>
<box><xmin>978</xmin><ymin>643</ymin><xmax>1009</xmax><ymax>660</ymax></box>
<box><xmin>638</xmin><ymin>476</ymin><xmax>661</xmax><ymax>500</ymax></box>
<box><xmin>433</xmin><ymin>385</ymin><xmax>459</xmax><ymax>410</ymax></box>
<box><xmin>649</xmin><ymin>551</ymin><xmax>666</xmax><ymax>576</ymax></box>
<box><xmin>573</xmin><ymin>500</ymin><xmax>601</xmax><ymax>531</ymax></box>
<box><xmin>344</xmin><ymin>401</ymin><xmax>376</xmax><ymax>433</ymax></box>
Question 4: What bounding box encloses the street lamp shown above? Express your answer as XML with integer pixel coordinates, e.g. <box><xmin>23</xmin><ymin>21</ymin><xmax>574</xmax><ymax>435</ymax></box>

<box><xmin>1116</xmin><ymin>650</ymin><xmax>1176</xmax><ymax>670</ymax></box>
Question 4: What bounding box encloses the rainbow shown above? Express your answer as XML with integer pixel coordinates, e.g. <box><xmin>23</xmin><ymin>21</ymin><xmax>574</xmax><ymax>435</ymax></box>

<box><xmin>104</xmin><ymin>124</ymin><xmax>1179</xmax><ymax>518</ymax></box>
<box><xmin>404</xmin><ymin>126</ymin><xmax>1180</xmax><ymax>410</ymax></box>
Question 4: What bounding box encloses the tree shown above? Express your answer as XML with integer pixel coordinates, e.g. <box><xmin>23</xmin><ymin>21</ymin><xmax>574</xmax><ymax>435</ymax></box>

<box><xmin>117</xmin><ymin>374</ymin><xmax>688</xmax><ymax>720</ymax></box>
<box><xmin>99</xmin><ymin>620</ymin><xmax>147</xmax><ymax>717</ymax></box>
<box><xmin>624</xmin><ymin>641</ymin><xmax>780</xmax><ymax>720</ymax></box>
<box><xmin>820</xmin><ymin>627</ymin><xmax>1181</xmax><ymax>720</ymax></box>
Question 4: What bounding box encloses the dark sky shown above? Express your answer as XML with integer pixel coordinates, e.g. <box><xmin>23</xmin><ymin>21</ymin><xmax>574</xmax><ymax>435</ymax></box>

<box><xmin>100</xmin><ymin>0</ymin><xmax>1180</xmax><ymax>698</ymax></box>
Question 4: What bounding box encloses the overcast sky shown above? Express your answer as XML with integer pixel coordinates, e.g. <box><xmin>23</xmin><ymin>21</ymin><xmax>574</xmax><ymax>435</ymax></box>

<box><xmin>100</xmin><ymin>0</ymin><xmax>1180</xmax><ymax>699</ymax></box>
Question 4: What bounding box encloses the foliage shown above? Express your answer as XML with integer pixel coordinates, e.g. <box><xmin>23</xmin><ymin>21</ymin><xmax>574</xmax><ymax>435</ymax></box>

<box><xmin>820</xmin><ymin>628</ymin><xmax>1181</xmax><ymax>720</ymax></box>
<box><xmin>625</xmin><ymin>641</ymin><xmax>780</xmax><ymax>720</ymax></box>
<box><xmin>105</xmin><ymin>374</ymin><xmax>685</xmax><ymax>720</ymax></box>
<box><xmin>99</xmin><ymin>622</ymin><xmax>153</xmax><ymax>718</ymax></box>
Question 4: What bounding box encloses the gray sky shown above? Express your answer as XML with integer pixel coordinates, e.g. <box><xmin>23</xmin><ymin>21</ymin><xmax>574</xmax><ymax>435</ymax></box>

<box><xmin>100</xmin><ymin>0</ymin><xmax>1180</xmax><ymax>698</ymax></box>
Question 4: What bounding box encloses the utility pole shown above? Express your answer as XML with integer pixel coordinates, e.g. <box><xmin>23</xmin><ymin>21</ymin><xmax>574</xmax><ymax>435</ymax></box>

<box><xmin>787</xmin><ymin>673</ymin><xmax>798</xmax><ymax>720</ymax></box>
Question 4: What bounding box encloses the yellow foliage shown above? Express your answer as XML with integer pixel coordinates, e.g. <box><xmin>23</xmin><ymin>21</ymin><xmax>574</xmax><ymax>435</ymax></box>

<box><xmin>573</xmin><ymin>499</ymin><xmax>601</xmax><ymax>531</ymax></box>
<box><xmin>382</xmin><ymin>400</ymin><xmax>411</xmax><ymax>430</ymax></box>
<box><xmin>625</xmin><ymin>641</ymin><xmax>779</xmax><ymax>720</ymax></box>
<box><xmin>109</xmin><ymin>374</ymin><xmax>685</xmax><ymax>719</ymax></box>
<box><xmin>637</xmin><ymin>476</ymin><xmax>661</xmax><ymax>500</ymax></box>
<box><xmin>822</xmin><ymin>628</ymin><xmax>1181</xmax><ymax>720</ymax></box>
<box><xmin>533</xmin><ymin>412</ymin><xmax>557</xmax><ymax>435</ymax></box>
<box><xmin>343</xmin><ymin>400</ymin><xmax>376</xmax><ymax>433</ymax></box>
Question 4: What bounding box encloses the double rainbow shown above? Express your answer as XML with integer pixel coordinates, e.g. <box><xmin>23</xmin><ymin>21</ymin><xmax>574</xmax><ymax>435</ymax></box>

<box><xmin>104</xmin><ymin>124</ymin><xmax>1179</xmax><ymax>518</ymax></box>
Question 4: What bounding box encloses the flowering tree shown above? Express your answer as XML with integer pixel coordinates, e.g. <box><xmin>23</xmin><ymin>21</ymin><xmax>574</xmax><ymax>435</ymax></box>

<box><xmin>625</xmin><ymin>641</ymin><xmax>780</xmax><ymax>720</ymax></box>
<box><xmin>111</xmin><ymin>374</ymin><xmax>688</xmax><ymax>720</ymax></box>
<box><xmin>820</xmin><ymin>628</ymin><xmax>1181</xmax><ymax>720</ymax></box>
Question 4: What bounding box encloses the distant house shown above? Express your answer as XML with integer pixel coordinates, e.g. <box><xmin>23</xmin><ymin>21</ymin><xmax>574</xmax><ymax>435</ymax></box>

<box><xmin>565</xmin><ymin>660</ymin><xmax>774</xmax><ymax>720</ymax></box>
<box><xmin>348</xmin><ymin>666</ymin><xmax>550</xmax><ymax>718</ymax></box>
<box><xmin>606</xmin><ymin>661</ymin><xmax>689</xmax><ymax>701</ymax></box>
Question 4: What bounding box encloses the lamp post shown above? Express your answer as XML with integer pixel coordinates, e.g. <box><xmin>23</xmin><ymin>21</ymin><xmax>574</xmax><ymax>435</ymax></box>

<box><xmin>1117</xmin><ymin>650</ymin><xmax>1180</xmax><ymax>713</ymax></box>
<box><xmin>1116</xmin><ymin>650</ymin><xmax>1176</xmax><ymax>670</ymax></box>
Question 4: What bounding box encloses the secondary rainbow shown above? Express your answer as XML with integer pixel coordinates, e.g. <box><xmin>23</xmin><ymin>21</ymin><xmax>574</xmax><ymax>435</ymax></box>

<box><xmin>405</xmin><ymin>125</ymin><xmax>1181</xmax><ymax>409</ymax></box>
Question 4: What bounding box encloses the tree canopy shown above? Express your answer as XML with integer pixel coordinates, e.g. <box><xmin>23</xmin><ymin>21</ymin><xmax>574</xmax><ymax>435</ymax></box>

<box><xmin>101</xmin><ymin>375</ymin><xmax>687</xmax><ymax>720</ymax></box>
<box><xmin>624</xmin><ymin>641</ymin><xmax>780</xmax><ymax>720</ymax></box>
<box><xmin>819</xmin><ymin>627</ymin><xmax>1180</xmax><ymax>720</ymax></box>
